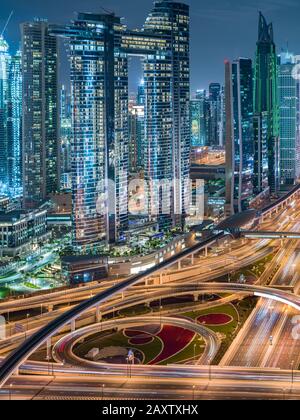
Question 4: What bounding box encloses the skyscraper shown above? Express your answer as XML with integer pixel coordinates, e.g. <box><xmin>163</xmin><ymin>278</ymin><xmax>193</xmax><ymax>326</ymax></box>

<box><xmin>21</xmin><ymin>20</ymin><xmax>59</xmax><ymax>208</ymax></box>
<box><xmin>129</xmin><ymin>104</ymin><xmax>145</xmax><ymax>173</ymax></box>
<box><xmin>60</xmin><ymin>85</ymin><xmax>72</xmax><ymax>190</ymax></box>
<box><xmin>51</xmin><ymin>1</ymin><xmax>190</xmax><ymax>249</ymax></box>
<box><xmin>208</xmin><ymin>82</ymin><xmax>222</xmax><ymax>147</ymax></box>
<box><xmin>254</xmin><ymin>12</ymin><xmax>280</xmax><ymax>194</ymax></box>
<box><xmin>7</xmin><ymin>50</ymin><xmax>22</xmax><ymax>196</ymax></box>
<box><xmin>143</xmin><ymin>1</ymin><xmax>190</xmax><ymax>230</ymax></box>
<box><xmin>190</xmin><ymin>90</ymin><xmax>208</xmax><ymax>147</ymax></box>
<box><xmin>225</xmin><ymin>58</ymin><xmax>254</xmax><ymax>215</ymax></box>
<box><xmin>0</xmin><ymin>36</ymin><xmax>10</xmax><ymax>191</ymax></box>
<box><xmin>278</xmin><ymin>52</ymin><xmax>298</xmax><ymax>185</ymax></box>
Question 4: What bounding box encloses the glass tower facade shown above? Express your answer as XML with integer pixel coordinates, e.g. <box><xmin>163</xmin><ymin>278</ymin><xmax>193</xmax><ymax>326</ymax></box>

<box><xmin>225</xmin><ymin>58</ymin><xmax>254</xmax><ymax>214</ymax></box>
<box><xmin>254</xmin><ymin>12</ymin><xmax>280</xmax><ymax>194</ymax></box>
<box><xmin>7</xmin><ymin>51</ymin><xmax>22</xmax><ymax>197</ymax></box>
<box><xmin>21</xmin><ymin>20</ymin><xmax>59</xmax><ymax>208</ymax></box>
<box><xmin>51</xmin><ymin>1</ymin><xmax>190</xmax><ymax>249</ymax></box>
<box><xmin>278</xmin><ymin>52</ymin><xmax>298</xmax><ymax>185</ymax></box>
<box><xmin>190</xmin><ymin>93</ymin><xmax>208</xmax><ymax>148</ymax></box>
<box><xmin>0</xmin><ymin>36</ymin><xmax>10</xmax><ymax>191</ymax></box>
<box><xmin>209</xmin><ymin>83</ymin><xmax>222</xmax><ymax>147</ymax></box>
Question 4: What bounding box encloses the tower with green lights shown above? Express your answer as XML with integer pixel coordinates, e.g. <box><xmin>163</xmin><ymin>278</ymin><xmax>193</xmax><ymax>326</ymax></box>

<box><xmin>254</xmin><ymin>12</ymin><xmax>280</xmax><ymax>194</ymax></box>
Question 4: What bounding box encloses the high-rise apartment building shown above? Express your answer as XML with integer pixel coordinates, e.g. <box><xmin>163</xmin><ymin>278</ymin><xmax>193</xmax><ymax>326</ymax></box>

<box><xmin>225</xmin><ymin>58</ymin><xmax>254</xmax><ymax>215</ymax></box>
<box><xmin>52</xmin><ymin>1</ymin><xmax>190</xmax><ymax>249</ymax></box>
<box><xmin>21</xmin><ymin>20</ymin><xmax>59</xmax><ymax>208</ymax></box>
<box><xmin>254</xmin><ymin>12</ymin><xmax>280</xmax><ymax>194</ymax></box>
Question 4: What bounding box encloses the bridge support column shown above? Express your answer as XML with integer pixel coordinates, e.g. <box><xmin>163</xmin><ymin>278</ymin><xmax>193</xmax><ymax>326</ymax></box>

<box><xmin>71</xmin><ymin>319</ymin><xmax>76</xmax><ymax>332</ymax></box>
<box><xmin>96</xmin><ymin>306</ymin><xmax>102</xmax><ymax>323</ymax></box>
<box><xmin>205</xmin><ymin>247</ymin><xmax>208</xmax><ymax>257</ymax></box>
<box><xmin>160</xmin><ymin>272</ymin><xmax>163</xmax><ymax>285</ymax></box>
<box><xmin>191</xmin><ymin>254</ymin><xmax>195</xmax><ymax>265</ymax></box>
<box><xmin>178</xmin><ymin>261</ymin><xmax>182</xmax><ymax>270</ymax></box>
<box><xmin>46</xmin><ymin>338</ymin><xmax>52</xmax><ymax>360</ymax></box>
<box><xmin>48</xmin><ymin>305</ymin><xmax>53</xmax><ymax>313</ymax></box>
<box><xmin>194</xmin><ymin>293</ymin><xmax>199</xmax><ymax>302</ymax></box>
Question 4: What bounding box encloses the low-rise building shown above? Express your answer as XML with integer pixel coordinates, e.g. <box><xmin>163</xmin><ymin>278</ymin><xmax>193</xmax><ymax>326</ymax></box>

<box><xmin>0</xmin><ymin>208</ymin><xmax>48</xmax><ymax>256</ymax></box>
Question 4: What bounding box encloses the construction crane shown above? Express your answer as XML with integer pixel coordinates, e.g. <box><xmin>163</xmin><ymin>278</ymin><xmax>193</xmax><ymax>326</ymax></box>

<box><xmin>1</xmin><ymin>11</ymin><xmax>14</xmax><ymax>38</ymax></box>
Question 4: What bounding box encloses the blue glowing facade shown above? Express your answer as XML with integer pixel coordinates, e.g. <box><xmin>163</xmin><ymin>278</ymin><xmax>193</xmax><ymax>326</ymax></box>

<box><xmin>0</xmin><ymin>36</ymin><xmax>10</xmax><ymax>192</ymax></box>
<box><xmin>7</xmin><ymin>51</ymin><xmax>22</xmax><ymax>196</ymax></box>
<box><xmin>0</xmin><ymin>37</ymin><xmax>22</xmax><ymax>198</ymax></box>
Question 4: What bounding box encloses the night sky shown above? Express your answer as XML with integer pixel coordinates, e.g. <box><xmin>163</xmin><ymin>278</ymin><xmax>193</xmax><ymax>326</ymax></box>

<box><xmin>1</xmin><ymin>0</ymin><xmax>300</xmax><ymax>92</ymax></box>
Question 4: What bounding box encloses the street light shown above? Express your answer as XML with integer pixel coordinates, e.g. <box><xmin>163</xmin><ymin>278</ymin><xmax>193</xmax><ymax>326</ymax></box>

<box><xmin>192</xmin><ymin>385</ymin><xmax>196</xmax><ymax>401</ymax></box>
<box><xmin>193</xmin><ymin>343</ymin><xmax>196</xmax><ymax>365</ymax></box>
<box><xmin>291</xmin><ymin>360</ymin><xmax>295</xmax><ymax>386</ymax></box>
<box><xmin>102</xmin><ymin>384</ymin><xmax>105</xmax><ymax>400</ymax></box>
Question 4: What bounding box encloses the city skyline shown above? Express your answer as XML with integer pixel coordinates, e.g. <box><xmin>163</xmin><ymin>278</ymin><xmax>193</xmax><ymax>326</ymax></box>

<box><xmin>1</xmin><ymin>0</ymin><xmax>300</xmax><ymax>91</ymax></box>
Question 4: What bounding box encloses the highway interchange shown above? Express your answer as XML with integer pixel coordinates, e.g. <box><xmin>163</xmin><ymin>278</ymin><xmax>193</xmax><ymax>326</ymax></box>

<box><xmin>1</xmin><ymin>188</ymin><xmax>300</xmax><ymax>399</ymax></box>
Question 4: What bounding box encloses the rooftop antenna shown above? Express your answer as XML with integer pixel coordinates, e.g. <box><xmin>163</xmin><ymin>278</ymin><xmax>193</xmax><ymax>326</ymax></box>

<box><xmin>1</xmin><ymin>10</ymin><xmax>14</xmax><ymax>37</ymax></box>
<box><xmin>99</xmin><ymin>4</ymin><xmax>114</xmax><ymax>15</ymax></box>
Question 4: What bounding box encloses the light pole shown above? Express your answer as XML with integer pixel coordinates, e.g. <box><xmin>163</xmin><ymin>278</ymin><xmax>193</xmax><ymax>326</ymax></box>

<box><xmin>193</xmin><ymin>344</ymin><xmax>196</xmax><ymax>365</ymax></box>
<box><xmin>291</xmin><ymin>360</ymin><xmax>295</xmax><ymax>386</ymax></box>
<box><xmin>25</xmin><ymin>313</ymin><xmax>30</xmax><ymax>340</ymax></box>
<box><xmin>192</xmin><ymin>385</ymin><xmax>195</xmax><ymax>401</ymax></box>
<box><xmin>102</xmin><ymin>384</ymin><xmax>105</xmax><ymax>400</ymax></box>
<box><xmin>9</xmin><ymin>383</ymin><xmax>12</xmax><ymax>401</ymax></box>
<box><xmin>209</xmin><ymin>359</ymin><xmax>212</xmax><ymax>381</ymax></box>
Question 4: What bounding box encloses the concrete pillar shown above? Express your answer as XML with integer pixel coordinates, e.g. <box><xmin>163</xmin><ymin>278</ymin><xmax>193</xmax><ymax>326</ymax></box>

<box><xmin>160</xmin><ymin>272</ymin><xmax>163</xmax><ymax>285</ymax></box>
<box><xmin>48</xmin><ymin>305</ymin><xmax>53</xmax><ymax>313</ymax></box>
<box><xmin>46</xmin><ymin>338</ymin><xmax>52</xmax><ymax>360</ymax></box>
<box><xmin>178</xmin><ymin>261</ymin><xmax>182</xmax><ymax>270</ymax></box>
<box><xmin>71</xmin><ymin>319</ymin><xmax>76</xmax><ymax>332</ymax></box>
<box><xmin>96</xmin><ymin>306</ymin><xmax>102</xmax><ymax>323</ymax></box>
<box><xmin>205</xmin><ymin>247</ymin><xmax>208</xmax><ymax>257</ymax></box>
<box><xmin>194</xmin><ymin>294</ymin><xmax>198</xmax><ymax>302</ymax></box>
<box><xmin>191</xmin><ymin>254</ymin><xmax>194</xmax><ymax>265</ymax></box>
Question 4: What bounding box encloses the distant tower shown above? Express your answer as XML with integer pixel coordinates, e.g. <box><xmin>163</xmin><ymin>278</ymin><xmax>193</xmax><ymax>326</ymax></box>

<box><xmin>254</xmin><ymin>12</ymin><xmax>280</xmax><ymax>194</ymax></box>
<box><xmin>21</xmin><ymin>20</ymin><xmax>59</xmax><ymax>208</ymax></box>
<box><xmin>190</xmin><ymin>89</ymin><xmax>208</xmax><ymax>147</ymax></box>
<box><xmin>208</xmin><ymin>83</ymin><xmax>222</xmax><ymax>147</ymax></box>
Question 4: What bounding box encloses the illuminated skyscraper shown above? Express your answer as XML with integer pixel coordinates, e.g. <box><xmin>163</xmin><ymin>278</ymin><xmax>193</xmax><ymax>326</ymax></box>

<box><xmin>254</xmin><ymin>12</ymin><xmax>280</xmax><ymax>193</ymax></box>
<box><xmin>143</xmin><ymin>1</ymin><xmax>190</xmax><ymax>230</ymax></box>
<box><xmin>52</xmin><ymin>1</ymin><xmax>190</xmax><ymax>249</ymax></box>
<box><xmin>7</xmin><ymin>50</ymin><xmax>22</xmax><ymax>196</ymax></box>
<box><xmin>190</xmin><ymin>90</ymin><xmax>208</xmax><ymax>147</ymax></box>
<box><xmin>225</xmin><ymin>58</ymin><xmax>254</xmax><ymax>215</ymax></box>
<box><xmin>0</xmin><ymin>36</ymin><xmax>10</xmax><ymax>191</ymax></box>
<box><xmin>21</xmin><ymin>20</ymin><xmax>59</xmax><ymax>208</ymax></box>
<box><xmin>209</xmin><ymin>83</ymin><xmax>222</xmax><ymax>147</ymax></box>
<box><xmin>60</xmin><ymin>85</ymin><xmax>72</xmax><ymax>190</ymax></box>
<box><xmin>278</xmin><ymin>52</ymin><xmax>298</xmax><ymax>185</ymax></box>
<box><xmin>129</xmin><ymin>105</ymin><xmax>145</xmax><ymax>173</ymax></box>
